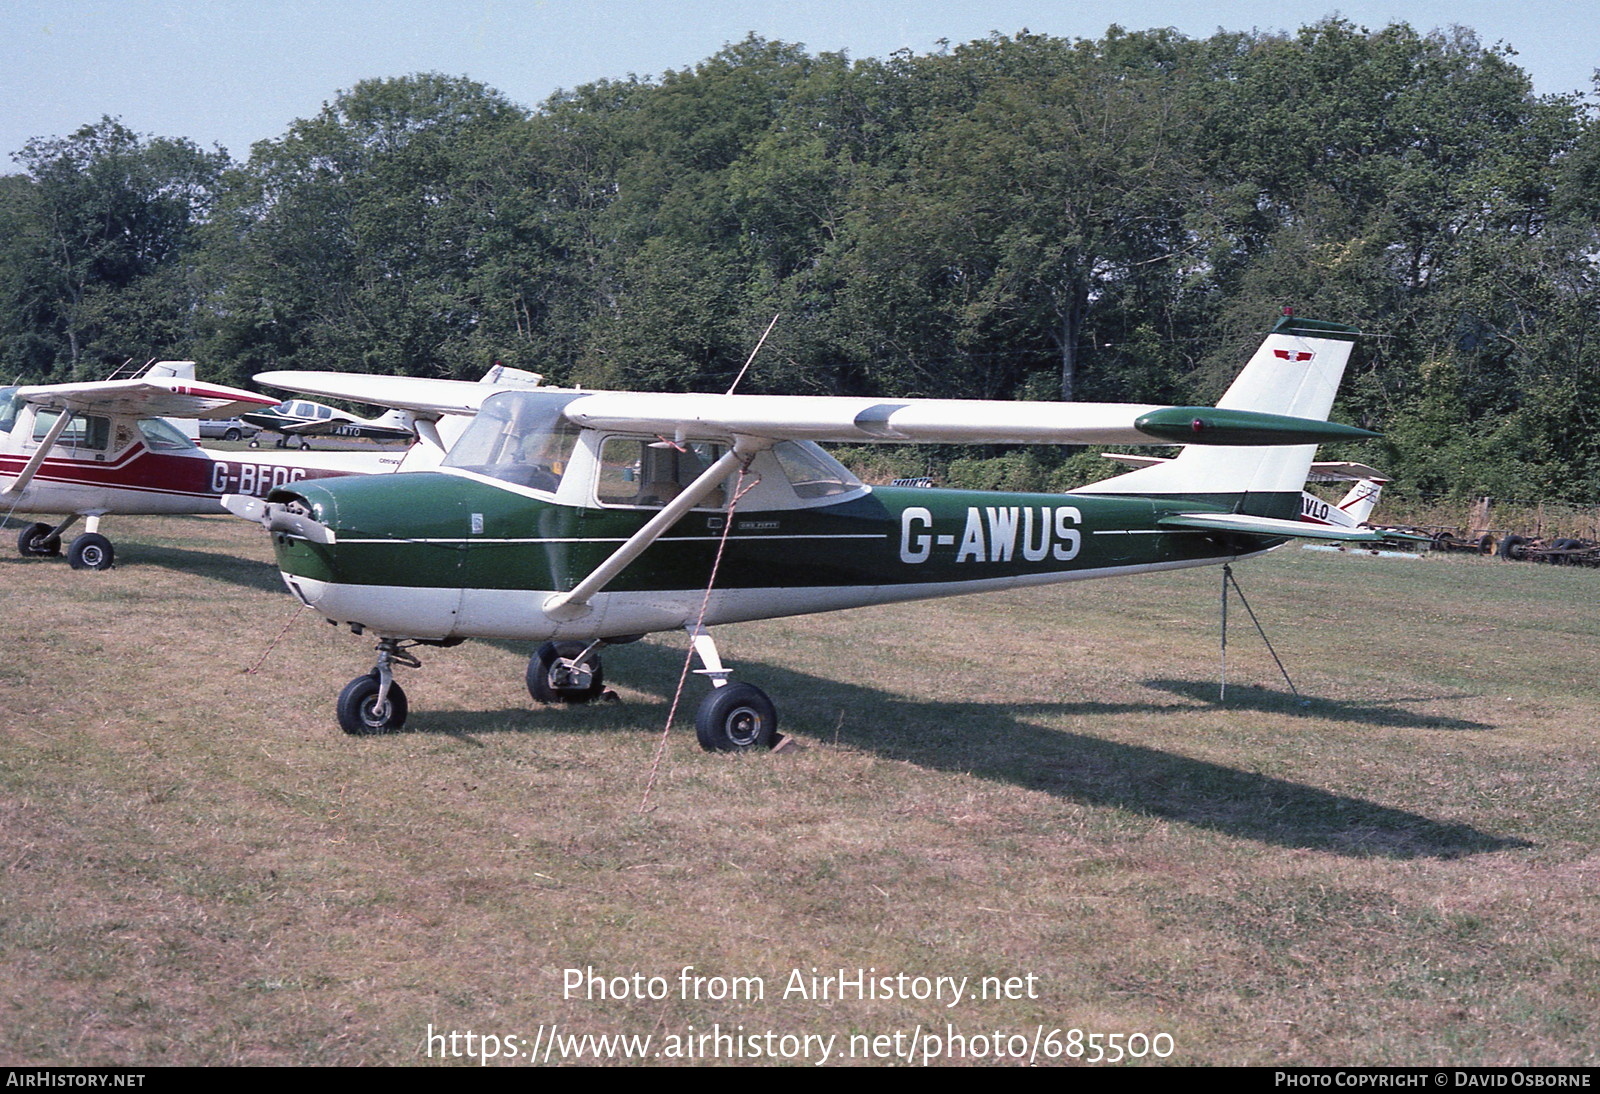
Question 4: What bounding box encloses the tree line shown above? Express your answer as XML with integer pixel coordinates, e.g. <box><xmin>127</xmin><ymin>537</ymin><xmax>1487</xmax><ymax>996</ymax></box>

<box><xmin>2</xmin><ymin>19</ymin><xmax>1596</xmax><ymax>501</ymax></box>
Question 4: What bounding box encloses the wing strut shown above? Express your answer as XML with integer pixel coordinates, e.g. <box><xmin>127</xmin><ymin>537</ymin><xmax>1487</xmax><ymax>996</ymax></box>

<box><xmin>2</xmin><ymin>409</ymin><xmax>75</xmax><ymax>496</ymax></box>
<box><xmin>543</xmin><ymin>444</ymin><xmax>754</xmax><ymax>620</ymax></box>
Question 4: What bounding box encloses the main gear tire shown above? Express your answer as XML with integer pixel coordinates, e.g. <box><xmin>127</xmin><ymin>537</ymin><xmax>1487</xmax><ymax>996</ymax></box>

<box><xmin>66</xmin><ymin>532</ymin><xmax>114</xmax><ymax>570</ymax></box>
<box><xmin>694</xmin><ymin>683</ymin><xmax>779</xmax><ymax>752</ymax></box>
<box><xmin>526</xmin><ymin>641</ymin><xmax>605</xmax><ymax>704</ymax></box>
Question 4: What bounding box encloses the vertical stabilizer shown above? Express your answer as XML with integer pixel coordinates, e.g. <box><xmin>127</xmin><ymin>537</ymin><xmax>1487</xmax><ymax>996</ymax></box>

<box><xmin>1334</xmin><ymin>478</ymin><xmax>1384</xmax><ymax>526</ymax></box>
<box><xmin>1078</xmin><ymin>316</ymin><xmax>1359</xmax><ymax>517</ymax></box>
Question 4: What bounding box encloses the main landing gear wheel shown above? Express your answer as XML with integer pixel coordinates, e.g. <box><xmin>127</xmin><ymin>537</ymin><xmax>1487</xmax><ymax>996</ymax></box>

<box><xmin>337</xmin><ymin>673</ymin><xmax>409</xmax><ymax>735</ymax></box>
<box><xmin>527</xmin><ymin>641</ymin><xmax>605</xmax><ymax>704</ymax></box>
<box><xmin>695</xmin><ymin>682</ymin><xmax>778</xmax><ymax>752</ymax></box>
<box><xmin>66</xmin><ymin>532</ymin><xmax>114</xmax><ymax>570</ymax></box>
<box><xmin>17</xmin><ymin>522</ymin><xmax>60</xmax><ymax>557</ymax></box>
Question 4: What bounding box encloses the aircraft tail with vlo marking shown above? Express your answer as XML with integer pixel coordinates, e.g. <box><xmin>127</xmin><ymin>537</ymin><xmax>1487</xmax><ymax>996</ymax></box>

<box><xmin>1075</xmin><ymin>315</ymin><xmax>1361</xmax><ymax>523</ymax></box>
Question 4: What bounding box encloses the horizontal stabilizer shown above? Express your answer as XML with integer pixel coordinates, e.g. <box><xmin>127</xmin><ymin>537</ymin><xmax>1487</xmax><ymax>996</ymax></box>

<box><xmin>1159</xmin><ymin>512</ymin><xmax>1388</xmax><ymax>542</ymax></box>
<box><xmin>1306</xmin><ymin>461</ymin><xmax>1390</xmax><ymax>484</ymax></box>
<box><xmin>1100</xmin><ymin>455</ymin><xmax>1391</xmax><ymax>484</ymax></box>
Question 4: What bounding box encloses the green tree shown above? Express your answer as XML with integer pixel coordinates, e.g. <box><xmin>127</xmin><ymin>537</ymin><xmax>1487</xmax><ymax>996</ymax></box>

<box><xmin>821</xmin><ymin>30</ymin><xmax>1204</xmax><ymax>402</ymax></box>
<box><xmin>202</xmin><ymin>74</ymin><xmax>530</xmax><ymax>381</ymax></box>
<box><xmin>4</xmin><ymin>117</ymin><xmax>228</xmax><ymax>378</ymax></box>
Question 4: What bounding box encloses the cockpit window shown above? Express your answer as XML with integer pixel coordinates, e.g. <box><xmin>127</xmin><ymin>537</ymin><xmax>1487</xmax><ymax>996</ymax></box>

<box><xmin>773</xmin><ymin>441</ymin><xmax>861</xmax><ymax>499</ymax></box>
<box><xmin>596</xmin><ymin>437</ymin><xmax>728</xmax><ymax>509</ymax></box>
<box><xmin>443</xmin><ymin>390</ymin><xmax>585</xmax><ymax>493</ymax></box>
<box><xmin>0</xmin><ymin>387</ymin><xmax>19</xmax><ymax>433</ymax></box>
<box><xmin>138</xmin><ymin>417</ymin><xmax>196</xmax><ymax>451</ymax></box>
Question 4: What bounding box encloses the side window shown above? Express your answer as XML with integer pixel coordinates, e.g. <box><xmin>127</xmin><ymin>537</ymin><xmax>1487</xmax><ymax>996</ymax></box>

<box><xmin>137</xmin><ymin>418</ymin><xmax>196</xmax><ymax>452</ymax></box>
<box><xmin>596</xmin><ymin>438</ymin><xmax>726</xmax><ymax>509</ymax></box>
<box><xmin>773</xmin><ymin>441</ymin><xmax>861</xmax><ymax>499</ymax></box>
<box><xmin>32</xmin><ymin>410</ymin><xmax>110</xmax><ymax>451</ymax></box>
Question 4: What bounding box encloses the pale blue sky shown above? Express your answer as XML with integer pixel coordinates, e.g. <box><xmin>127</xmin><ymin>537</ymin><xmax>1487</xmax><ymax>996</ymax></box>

<box><xmin>3</xmin><ymin>1</ymin><xmax>1595</xmax><ymax>167</ymax></box>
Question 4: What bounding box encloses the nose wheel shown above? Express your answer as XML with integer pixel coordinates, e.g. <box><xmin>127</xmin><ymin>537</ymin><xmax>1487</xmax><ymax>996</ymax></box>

<box><xmin>336</xmin><ymin>639</ymin><xmax>422</xmax><ymax>735</ymax></box>
<box><xmin>337</xmin><ymin>673</ymin><xmax>409</xmax><ymax>735</ymax></box>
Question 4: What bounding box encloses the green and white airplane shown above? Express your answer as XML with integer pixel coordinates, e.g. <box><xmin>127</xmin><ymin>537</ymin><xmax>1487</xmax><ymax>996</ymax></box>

<box><xmin>225</xmin><ymin>313</ymin><xmax>1395</xmax><ymax>748</ymax></box>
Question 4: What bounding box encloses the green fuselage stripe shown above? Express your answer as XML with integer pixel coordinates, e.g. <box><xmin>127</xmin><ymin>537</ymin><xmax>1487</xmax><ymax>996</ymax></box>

<box><xmin>269</xmin><ymin>474</ymin><xmax>1293</xmax><ymax>594</ymax></box>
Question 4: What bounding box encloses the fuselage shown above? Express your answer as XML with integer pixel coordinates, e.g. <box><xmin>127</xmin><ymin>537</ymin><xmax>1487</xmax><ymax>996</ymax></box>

<box><xmin>263</xmin><ymin>455</ymin><xmax>1282</xmax><ymax>643</ymax></box>
<box><xmin>0</xmin><ymin>390</ymin><xmax>400</xmax><ymax>518</ymax></box>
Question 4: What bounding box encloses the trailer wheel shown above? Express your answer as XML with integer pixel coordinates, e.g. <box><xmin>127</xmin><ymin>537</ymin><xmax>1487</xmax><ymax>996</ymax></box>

<box><xmin>1475</xmin><ymin>535</ymin><xmax>1495</xmax><ymax>554</ymax></box>
<box><xmin>1497</xmin><ymin>534</ymin><xmax>1527</xmax><ymax>561</ymax></box>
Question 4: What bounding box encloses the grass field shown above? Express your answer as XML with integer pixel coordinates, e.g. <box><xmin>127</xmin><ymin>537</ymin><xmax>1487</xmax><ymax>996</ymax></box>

<box><xmin>2</xmin><ymin>514</ymin><xmax>1597</xmax><ymax>1066</ymax></box>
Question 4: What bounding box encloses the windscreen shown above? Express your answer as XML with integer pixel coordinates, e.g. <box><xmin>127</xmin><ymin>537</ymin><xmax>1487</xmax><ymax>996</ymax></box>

<box><xmin>442</xmin><ymin>390</ymin><xmax>585</xmax><ymax>493</ymax></box>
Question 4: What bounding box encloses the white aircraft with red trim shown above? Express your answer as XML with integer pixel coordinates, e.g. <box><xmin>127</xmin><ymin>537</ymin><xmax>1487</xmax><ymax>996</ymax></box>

<box><xmin>2</xmin><ymin>361</ymin><xmax>557</xmax><ymax>570</ymax></box>
<box><xmin>0</xmin><ymin>362</ymin><xmax>410</xmax><ymax>570</ymax></box>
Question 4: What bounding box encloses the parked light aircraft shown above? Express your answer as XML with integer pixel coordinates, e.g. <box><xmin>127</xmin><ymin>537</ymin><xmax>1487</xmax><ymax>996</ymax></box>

<box><xmin>226</xmin><ymin>314</ymin><xmax>1401</xmax><ymax>748</ymax></box>
<box><xmin>242</xmin><ymin>398</ymin><xmax>417</xmax><ymax>449</ymax></box>
<box><xmin>2</xmin><ymin>362</ymin><xmax>552</xmax><ymax>570</ymax></box>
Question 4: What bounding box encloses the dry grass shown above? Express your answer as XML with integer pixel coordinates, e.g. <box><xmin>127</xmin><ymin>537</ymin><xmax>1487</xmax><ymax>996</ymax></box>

<box><xmin>2</xmin><ymin>514</ymin><xmax>1598</xmax><ymax>1066</ymax></box>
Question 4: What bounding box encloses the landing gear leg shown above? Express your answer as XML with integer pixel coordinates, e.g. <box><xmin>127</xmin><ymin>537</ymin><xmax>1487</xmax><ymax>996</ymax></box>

<box><xmin>336</xmin><ymin>638</ymin><xmax>421</xmax><ymax>735</ymax></box>
<box><xmin>686</xmin><ymin>625</ymin><xmax>780</xmax><ymax>752</ymax></box>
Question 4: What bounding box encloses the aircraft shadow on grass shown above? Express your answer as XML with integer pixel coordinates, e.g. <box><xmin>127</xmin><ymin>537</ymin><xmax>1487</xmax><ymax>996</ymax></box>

<box><xmin>7</xmin><ymin>518</ymin><xmax>1517</xmax><ymax>859</ymax></box>
<box><xmin>1</xmin><ymin>516</ymin><xmax>288</xmax><ymax>594</ymax></box>
<box><xmin>116</xmin><ymin>543</ymin><xmax>289</xmax><ymax>593</ymax></box>
<box><xmin>1143</xmin><ymin>679</ymin><xmax>1494</xmax><ymax>732</ymax></box>
<box><xmin>410</xmin><ymin>635</ymin><xmax>1524</xmax><ymax>861</ymax></box>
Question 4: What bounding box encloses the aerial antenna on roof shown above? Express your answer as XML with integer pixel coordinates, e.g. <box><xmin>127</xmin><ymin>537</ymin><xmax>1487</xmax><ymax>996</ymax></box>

<box><xmin>725</xmin><ymin>314</ymin><xmax>780</xmax><ymax>396</ymax></box>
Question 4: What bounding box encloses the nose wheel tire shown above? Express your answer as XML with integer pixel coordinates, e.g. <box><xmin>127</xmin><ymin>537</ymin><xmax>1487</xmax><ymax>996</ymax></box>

<box><xmin>17</xmin><ymin>522</ymin><xmax>61</xmax><ymax>557</ymax></box>
<box><xmin>66</xmin><ymin>532</ymin><xmax>114</xmax><ymax>570</ymax></box>
<box><xmin>527</xmin><ymin>641</ymin><xmax>605</xmax><ymax>704</ymax></box>
<box><xmin>695</xmin><ymin>683</ymin><xmax>778</xmax><ymax>752</ymax></box>
<box><xmin>337</xmin><ymin>673</ymin><xmax>409</xmax><ymax>735</ymax></box>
